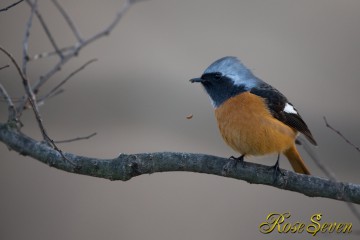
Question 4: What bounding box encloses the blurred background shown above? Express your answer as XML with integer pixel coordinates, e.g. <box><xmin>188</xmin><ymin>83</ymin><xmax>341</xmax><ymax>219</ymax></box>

<box><xmin>1</xmin><ymin>0</ymin><xmax>360</xmax><ymax>239</ymax></box>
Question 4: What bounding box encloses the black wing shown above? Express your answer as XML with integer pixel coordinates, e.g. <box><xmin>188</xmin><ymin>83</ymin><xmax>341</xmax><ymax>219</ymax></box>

<box><xmin>250</xmin><ymin>83</ymin><xmax>317</xmax><ymax>146</ymax></box>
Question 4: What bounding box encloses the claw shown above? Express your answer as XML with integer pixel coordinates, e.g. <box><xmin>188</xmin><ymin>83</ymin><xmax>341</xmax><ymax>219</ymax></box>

<box><xmin>222</xmin><ymin>154</ymin><xmax>245</xmax><ymax>175</ymax></box>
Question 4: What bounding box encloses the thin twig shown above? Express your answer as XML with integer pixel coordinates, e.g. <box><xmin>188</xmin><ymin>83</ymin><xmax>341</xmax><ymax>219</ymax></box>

<box><xmin>0</xmin><ymin>46</ymin><xmax>75</xmax><ymax>166</ymax></box>
<box><xmin>51</xmin><ymin>0</ymin><xmax>83</xmax><ymax>42</ymax></box>
<box><xmin>324</xmin><ymin>116</ymin><xmax>360</xmax><ymax>153</ymax></box>
<box><xmin>321</xmin><ymin>117</ymin><xmax>360</xmax><ymax>224</ymax></box>
<box><xmin>37</xmin><ymin>89</ymin><xmax>64</xmax><ymax>105</ymax></box>
<box><xmin>0</xmin><ymin>84</ymin><xmax>17</xmax><ymax>122</ymax></box>
<box><xmin>299</xmin><ymin>136</ymin><xmax>360</xmax><ymax>223</ymax></box>
<box><xmin>30</xmin><ymin>46</ymin><xmax>75</xmax><ymax>61</ymax></box>
<box><xmin>37</xmin><ymin>58</ymin><xmax>97</xmax><ymax>104</ymax></box>
<box><xmin>25</xmin><ymin>0</ymin><xmax>63</xmax><ymax>59</ymax></box>
<box><xmin>0</xmin><ymin>0</ymin><xmax>24</xmax><ymax>12</ymax></box>
<box><xmin>0</xmin><ymin>65</ymin><xmax>10</xmax><ymax>71</ymax></box>
<box><xmin>55</xmin><ymin>132</ymin><xmax>97</xmax><ymax>144</ymax></box>
<box><xmin>22</xmin><ymin>0</ymin><xmax>37</xmax><ymax>75</ymax></box>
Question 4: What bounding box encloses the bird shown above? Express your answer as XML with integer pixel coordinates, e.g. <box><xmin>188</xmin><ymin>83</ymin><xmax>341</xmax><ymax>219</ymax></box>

<box><xmin>190</xmin><ymin>56</ymin><xmax>317</xmax><ymax>175</ymax></box>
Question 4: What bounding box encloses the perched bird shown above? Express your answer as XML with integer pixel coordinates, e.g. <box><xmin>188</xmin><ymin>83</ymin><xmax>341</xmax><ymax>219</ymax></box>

<box><xmin>190</xmin><ymin>56</ymin><xmax>317</xmax><ymax>175</ymax></box>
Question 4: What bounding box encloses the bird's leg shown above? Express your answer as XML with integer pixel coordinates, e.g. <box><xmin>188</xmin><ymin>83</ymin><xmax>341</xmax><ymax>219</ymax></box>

<box><xmin>269</xmin><ymin>154</ymin><xmax>284</xmax><ymax>182</ymax></box>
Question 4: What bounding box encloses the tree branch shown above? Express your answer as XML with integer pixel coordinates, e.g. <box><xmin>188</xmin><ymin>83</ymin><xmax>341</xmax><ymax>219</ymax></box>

<box><xmin>1</xmin><ymin>123</ymin><xmax>360</xmax><ymax>204</ymax></box>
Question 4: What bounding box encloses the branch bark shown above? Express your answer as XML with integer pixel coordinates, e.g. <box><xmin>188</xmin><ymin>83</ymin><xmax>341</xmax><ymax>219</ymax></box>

<box><xmin>1</xmin><ymin>123</ymin><xmax>360</xmax><ymax>204</ymax></box>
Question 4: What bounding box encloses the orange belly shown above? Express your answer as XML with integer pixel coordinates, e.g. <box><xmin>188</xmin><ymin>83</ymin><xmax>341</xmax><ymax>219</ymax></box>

<box><xmin>215</xmin><ymin>92</ymin><xmax>297</xmax><ymax>156</ymax></box>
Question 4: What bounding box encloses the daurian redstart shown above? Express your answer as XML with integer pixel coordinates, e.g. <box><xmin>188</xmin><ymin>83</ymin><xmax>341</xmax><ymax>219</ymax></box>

<box><xmin>190</xmin><ymin>56</ymin><xmax>316</xmax><ymax>175</ymax></box>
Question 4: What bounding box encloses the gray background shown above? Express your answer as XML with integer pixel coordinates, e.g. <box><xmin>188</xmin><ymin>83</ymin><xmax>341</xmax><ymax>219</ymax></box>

<box><xmin>1</xmin><ymin>0</ymin><xmax>360</xmax><ymax>239</ymax></box>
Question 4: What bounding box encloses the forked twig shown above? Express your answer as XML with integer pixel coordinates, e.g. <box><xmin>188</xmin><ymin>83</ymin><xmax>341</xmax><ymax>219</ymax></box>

<box><xmin>37</xmin><ymin>58</ymin><xmax>97</xmax><ymax>104</ymax></box>
<box><xmin>16</xmin><ymin>0</ymin><xmax>138</xmax><ymax>115</ymax></box>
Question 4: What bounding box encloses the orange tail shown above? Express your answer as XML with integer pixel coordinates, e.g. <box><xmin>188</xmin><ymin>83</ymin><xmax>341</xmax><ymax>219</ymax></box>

<box><xmin>283</xmin><ymin>145</ymin><xmax>311</xmax><ymax>175</ymax></box>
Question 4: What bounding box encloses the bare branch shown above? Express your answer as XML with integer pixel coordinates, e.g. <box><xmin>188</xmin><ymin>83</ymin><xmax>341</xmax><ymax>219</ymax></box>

<box><xmin>1</xmin><ymin>124</ymin><xmax>360</xmax><ymax>204</ymax></box>
<box><xmin>55</xmin><ymin>132</ymin><xmax>97</xmax><ymax>144</ymax></box>
<box><xmin>25</xmin><ymin>0</ymin><xmax>63</xmax><ymax>59</ymax></box>
<box><xmin>0</xmin><ymin>46</ymin><xmax>74</xmax><ymax>165</ymax></box>
<box><xmin>0</xmin><ymin>0</ymin><xmax>24</xmax><ymax>12</ymax></box>
<box><xmin>37</xmin><ymin>58</ymin><xmax>97</xmax><ymax>104</ymax></box>
<box><xmin>324</xmin><ymin>116</ymin><xmax>360</xmax><ymax>153</ymax></box>
<box><xmin>38</xmin><ymin>0</ymin><xmax>134</xmax><ymax>87</ymax></box>
<box><xmin>0</xmin><ymin>84</ymin><xmax>17</xmax><ymax>122</ymax></box>
<box><xmin>51</xmin><ymin>0</ymin><xmax>83</xmax><ymax>42</ymax></box>
<box><xmin>16</xmin><ymin>0</ymin><xmax>137</xmax><ymax>114</ymax></box>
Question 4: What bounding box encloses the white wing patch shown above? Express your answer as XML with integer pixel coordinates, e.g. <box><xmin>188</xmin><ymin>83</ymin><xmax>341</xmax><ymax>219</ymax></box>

<box><xmin>284</xmin><ymin>103</ymin><xmax>298</xmax><ymax>114</ymax></box>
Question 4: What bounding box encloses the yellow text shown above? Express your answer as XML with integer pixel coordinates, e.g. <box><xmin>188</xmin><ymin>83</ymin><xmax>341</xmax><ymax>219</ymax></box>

<box><xmin>259</xmin><ymin>212</ymin><xmax>352</xmax><ymax>236</ymax></box>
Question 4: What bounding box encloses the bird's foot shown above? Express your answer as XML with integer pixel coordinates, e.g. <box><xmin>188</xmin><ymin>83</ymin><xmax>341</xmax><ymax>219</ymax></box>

<box><xmin>222</xmin><ymin>154</ymin><xmax>245</xmax><ymax>175</ymax></box>
<box><xmin>229</xmin><ymin>154</ymin><xmax>245</xmax><ymax>167</ymax></box>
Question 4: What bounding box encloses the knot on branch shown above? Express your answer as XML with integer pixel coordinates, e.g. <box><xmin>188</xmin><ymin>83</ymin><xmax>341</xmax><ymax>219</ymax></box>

<box><xmin>114</xmin><ymin>153</ymin><xmax>154</xmax><ymax>181</ymax></box>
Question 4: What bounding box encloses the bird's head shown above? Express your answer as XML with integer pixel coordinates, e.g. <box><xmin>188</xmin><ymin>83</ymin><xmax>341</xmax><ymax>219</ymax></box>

<box><xmin>190</xmin><ymin>56</ymin><xmax>260</xmax><ymax>107</ymax></box>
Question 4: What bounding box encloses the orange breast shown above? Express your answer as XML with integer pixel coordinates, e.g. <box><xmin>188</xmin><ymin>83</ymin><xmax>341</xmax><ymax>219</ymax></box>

<box><xmin>214</xmin><ymin>92</ymin><xmax>297</xmax><ymax>156</ymax></box>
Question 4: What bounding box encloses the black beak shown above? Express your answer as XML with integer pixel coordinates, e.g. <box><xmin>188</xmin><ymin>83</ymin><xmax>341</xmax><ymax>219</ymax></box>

<box><xmin>189</xmin><ymin>77</ymin><xmax>203</xmax><ymax>83</ymax></box>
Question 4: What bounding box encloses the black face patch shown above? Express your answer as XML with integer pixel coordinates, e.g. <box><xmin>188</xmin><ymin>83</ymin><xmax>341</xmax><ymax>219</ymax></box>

<box><xmin>201</xmin><ymin>72</ymin><xmax>222</xmax><ymax>81</ymax></box>
<box><xmin>199</xmin><ymin>73</ymin><xmax>247</xmax><ymax>107</ymax></box>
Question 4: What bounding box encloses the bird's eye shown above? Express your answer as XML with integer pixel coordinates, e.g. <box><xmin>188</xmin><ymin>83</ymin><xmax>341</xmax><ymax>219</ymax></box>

<box><xmin>214</xmin><ymin>72</ymin><xmax>222</xmax><ymax>79</ymax></box>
